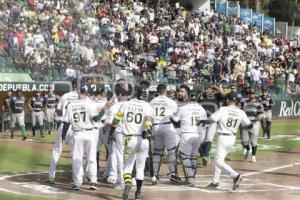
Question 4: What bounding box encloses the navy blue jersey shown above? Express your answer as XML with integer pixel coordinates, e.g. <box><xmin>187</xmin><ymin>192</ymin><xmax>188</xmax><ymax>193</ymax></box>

<box><xmin>259</xmin><ymin>95</ymin><xmax>274</xmax><ymax>111</ymax></box>
<box><xmin>44</xmin><ymin>93</ymin><xmax>56</xmax><ymax>109</ymax></box>
<box><xmin>243</xmin><ymin>100</ymin><xmax>264</xmax><ymax>122</ymax></box>
<box><xmin>10</xmin><ymin>95</ymin><xmax>25</xmax><ymax>113</ymax></box>
<box><xmin>30</xmin><ymin>96</ymin><xmax>45</xmax><ymax>112</ymax></box>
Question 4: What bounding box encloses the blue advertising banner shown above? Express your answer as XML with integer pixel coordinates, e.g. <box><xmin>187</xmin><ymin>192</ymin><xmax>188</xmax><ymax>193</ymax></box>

<box><xmin>252</xmin><ymin>12</ymin><xmax>264</xmax><ymax>32</ymax></box>
<box><xmin>264</xmin><ymin>16</ymin><xmax>276</xmax><ymax>36</ymax></box>
<box><xmin>240</xmin><ymin>8</ymin><xmax>252</xmax><ymax>24</ymax></box>
<box><xmin>228</xmin><ymin>6</ymin><xmax>239</xmax><ymax>17</ymax></box>
<box><xmin>215</xmin><ymin>0</ymin><xmax>228</xmax><ymax>15</ymax></box>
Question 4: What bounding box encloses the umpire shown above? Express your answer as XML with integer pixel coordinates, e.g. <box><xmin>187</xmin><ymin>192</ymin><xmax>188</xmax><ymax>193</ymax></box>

<box><xmin>28</xmin><ymin>91</ymin><xmax>45</xmax><ymax>137</ymax></box>
<box><xmin>10</xmin><ymin>90</ymin><xmax>27</xmax><ymax>140</ymax></box>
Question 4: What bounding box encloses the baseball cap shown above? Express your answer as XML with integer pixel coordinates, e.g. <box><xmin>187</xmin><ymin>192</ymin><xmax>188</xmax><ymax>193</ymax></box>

<box><xmin>227</xmin><ymin>92</ymin><xmax>238</xmax><ymax>101</ymax></box>
<box><xmin>80</xmin><ymin>85</ymin><xmax>89</xmax><ymax>93</ymax></box>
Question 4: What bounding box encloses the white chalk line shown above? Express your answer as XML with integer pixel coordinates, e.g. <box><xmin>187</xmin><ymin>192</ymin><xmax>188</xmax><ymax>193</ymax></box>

<box><xmin>243</xmin><ymin>162</ymin><xmax>300</xmax><ymax>177</ymax></box>
<box><xmin>1</xmin><ymin>161</ymin><xmax>300</xmax><ymax>196</ymax></box>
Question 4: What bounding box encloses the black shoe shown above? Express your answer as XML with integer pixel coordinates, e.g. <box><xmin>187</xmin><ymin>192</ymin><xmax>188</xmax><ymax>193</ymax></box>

<box><xmin>11</xmin><ymin>135</ymin><xmax>14</xmax><ymax>139</ymax></box>
<box><xmin>122</xmin><ymin>183</ymin><xmax>132</xmax><ymax>200</ymax></box>
<box><xmin>206</xmin><ymin>182</ymin><xmax>219</xmax><ymax>189</ymax></box>
<box><xmin>89</xmin><ymin>182</ymin><xmax>100</xmax><ymax>190</ymax></box>
<box><xmin>41</xmin><ymin>134</ymin><xmax>45</xmax><ymax>138</ymax></box>
<box><xmin>233</xmin><ymin>174</ymin><xmax>242</xmax><ymax>190</ymax></box>
<box><xmin>170</xmin><ymin>175</ymin><xmax>182</xmax><ymax>183</ymax></box>
<box><xmin>22</xmin><ymin>136</ymin><xmax>27</xmax><ymax>141</ymax></box>
<box><xmin>72</xmin><ymin>185</ymin><xmax>80</xmax><ymax>191</ymax></box>
<box><xmin>135</xmin><ymin>191</ymin><xmax>143</xmax><ymax>200</ymax></box>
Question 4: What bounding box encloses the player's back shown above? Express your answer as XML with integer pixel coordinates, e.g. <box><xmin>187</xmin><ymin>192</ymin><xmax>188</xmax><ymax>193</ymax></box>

<box><xmin>214</xmin><ymin>106</ymin><xmax>249</xmax><ymax>134</ymax></box>
<box><xmin>65</xmin><ymin>99</ymin><xmax>96</xmax><ymax>131</ymax></box>
<box><xmin>177</xmin><ymin>102</ymin><xmax>206</xmax><ymax>134</ymax></box>
<box><xmin>150</xmin><ymin>95</ymin><xmax>177</xmax><ymax>123</ymax></box>
<box><xmin>57</xmin><ymin>91</ymin><xmax>79</xmax><ymax>116</ymax></box>
<box><xmin>121</xmin><ymin>99</ymin><xmax>153</xmax><ymax>136</ymax></box>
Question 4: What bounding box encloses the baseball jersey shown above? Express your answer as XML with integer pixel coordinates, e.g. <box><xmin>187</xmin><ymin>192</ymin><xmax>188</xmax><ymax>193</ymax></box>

<box><xmin>3</xmin><ymin>96</ymin><xmax>11</xmax><ymax>111</ymax></box>
<box><xmin>150</xmin><ymin>95</ymin><xmax>178</xmax><ymax>124</ymax></box>
<box><xmin>173</xmin><ymin>102</ymin><xmax>207</xmax><ymax>134</ymax></box>
<box><xmin>57</xmin><ymin>91</ymin><xmax>79</xmax><ymax>117</ymax></box>
<box><xmin>243</xmin><ymin>100</ymin><xmax>264</xmax><ymax>121</ymax></box>
<box><xmin>10</xmin><ymin>95</ymin><xmax>25</xmax><ymax>113</ymax></box>
<box><xmin>210</xmin><ymin>106</ymin><xmax>251</xmax><ymax>134</ymax></box>
<box><xmin>118</xmin><ymin>99</ymin><xmax>154</xmax><ymax>136</ymax></box>
<box><xmin>93</xmin><ymin>98</ymin><xmax>107</xmax><ymax>128</ymax></box>
<box><xmin>259</xmin><ymin>95</ymin><xmax>274</xmax><ymax>111</ymax></box>
<box><xmin>63</xmin><ymin>98</ymin><xmax>98</xmax><ymax>132</ymax></box>
<box><xmin>44</xmin><ymin>93</ymin><xmax>57</xmax><ymax>109</ymax></box>
<box><xmin>107</xmin><ymin>101</ymin><xmax>127</xmax><ymax>132</ymax></box>
<box><xmin>30</xmin><ymin>96</ymin><xmax>45</xmax><ymax>112</ymax></box>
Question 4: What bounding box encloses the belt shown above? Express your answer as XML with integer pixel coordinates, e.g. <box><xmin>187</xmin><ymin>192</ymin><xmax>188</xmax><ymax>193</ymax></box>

<box><xmin>218</xmin><ymin>132</ymin><xmax>235</xmax><ymax>136</ymax></box>
<box><xmin>153</xmin><ymin>121</ymin><xmax>171</xmax><ymax>126</ymax></box>
<box><xmin>74</xmin><ymin>128</ymin><xmax>97</xmax><ymax>132</ymax></box>
<box><xmin>33</xmin><ymin>110</ymin><xmax>42</xmax><ymax>112</ymax></box>
<box><xmin>124</xmin><ymin>134</ymin><xmax>142</xmax><ymax>137</ymax></box>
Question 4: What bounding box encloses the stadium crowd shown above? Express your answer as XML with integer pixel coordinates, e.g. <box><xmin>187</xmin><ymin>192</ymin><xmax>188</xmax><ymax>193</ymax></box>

<box><xmin>0</xmin><ymin>0</ymin><xmax>299</xmax><ymax>95</ymax></box>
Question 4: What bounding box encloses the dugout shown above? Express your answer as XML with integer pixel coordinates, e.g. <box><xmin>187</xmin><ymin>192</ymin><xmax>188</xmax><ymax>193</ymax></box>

<box><xmin>0</xmin><ymin>79</ymin><xmax>72</xmax><ymax>132</ymax></box>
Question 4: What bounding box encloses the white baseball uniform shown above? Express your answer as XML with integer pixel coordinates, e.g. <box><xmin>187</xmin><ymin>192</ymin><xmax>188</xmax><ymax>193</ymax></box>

<box><xmin>93</xmin><ymin>98</ymin><xmax>112</xmax><ymax>178</ymax></box>
<box><xmin>107</xmin><ymin>100</ymin><xmax>127</xmax><ymax>184</ymax></box>
<box><xmin>63</xmin><ymin>97</ymin><xmax>99</xmax><ymax>187</ymax></box>
<box><xmin>118</xmin><ymin>99</ymin><xmax>154</xmax><ymax>184</ymax></box>
<box><xmin>150</xmin><ymin>95</ymin><xmax>178</xmax><ymax>177</ymax></box>
<box><xmin>210</xmin><ymin>106</ymin><xmax>251</xmax><ymax>184</ymax></box>
<box><xmin>173</xmin><ymin>102</ymin><xmax>207</xmax><ymax>185</ymax></box>
<box><xmin>48</xmin><ymin>91</ymin><xmax>78</xmax><ymax>180</ymax></box>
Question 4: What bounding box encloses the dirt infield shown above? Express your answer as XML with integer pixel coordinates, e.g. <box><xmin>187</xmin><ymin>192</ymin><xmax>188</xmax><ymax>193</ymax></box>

<box><xmin>1</xmin><ymin>122</ymin><xmax>300</xmax><ymax>200</ymax></box>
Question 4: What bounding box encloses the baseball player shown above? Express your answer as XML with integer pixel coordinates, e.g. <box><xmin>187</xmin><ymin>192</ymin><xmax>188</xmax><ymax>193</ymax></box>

<box><xmin>242</xmin><ymin>91</ymin><xmax>264</xmax><ymax>163</ymax></box>
<box><xmin>106</xmin><ymin>79</ymin><xmax>130</xmax><ymax>189</ymax></box>
<box><xmin>61</xmin><ymin>85</ymin><xmax>109</xmax><ymax>190</ymax></box>
<box><xmin>9</xmin><ymin>90</ymin><xmax>27</xmax><ymax>140</ymax></box>
<box><xmin>109</xmin><ymin>85</ymin><xmax>154</xmax><ymax>200</ymax></box>
<box><xmin>92</xmin><ymin>87</ymin><xmax>111</xmax><ymax>179</ymax></box>
<box><xmin>150</xmin><ymin>83</ymin><xmax>179</xmax><ymax>184</ymax></box>
<box><xmin>170</xmin><ymin>85</ymin><xmax>207</xmax><ymax>187</ymax></box>
<box><xmin>28</xmin><ymin>91</ymin><xmax>45</xmax><ymax>137</ymax></box>
<box><xmin>202</xmin><ymin>92</ymin><xmax>253</xmax><ymax>190</ymax></box>
<box><xmin>2</xmin><ymin>91</ymin><xmax>12</xmax><ymax>132</ymax></box>
<box><xmin>48</xmin><ymin>80</ymin><xmax>79</xmax><ymax>183</ymax></box>
<box><xmin>44</xmin><ymin>85</ymin><xmax>57</xmax><ymax>135</ymax></box>
<box><xmin>198</xmin><ymin>85</ymin><xmax>222</xmax><ymax>166</ymax></box>
<box><xmin>259</xmin><ymin>88</ymin><xmax>274</xmax><ymax>139</ymax></box>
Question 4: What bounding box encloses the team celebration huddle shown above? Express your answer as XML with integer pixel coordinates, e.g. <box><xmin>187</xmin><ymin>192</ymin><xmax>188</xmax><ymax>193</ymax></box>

<box><xmin>45</xmin><ymin>77</ymin><xmax>273</xmax><ymax>200</ymax></box>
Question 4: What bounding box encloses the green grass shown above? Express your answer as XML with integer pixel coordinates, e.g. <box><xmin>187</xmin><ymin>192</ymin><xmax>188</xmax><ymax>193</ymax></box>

<box><xmin>0</xmin><ymin>192</ymin><xmax>61</xmax><ymax>200</ymax></box>
<box><xmin>0</xmin><ymin>143</ymin><xmax>71</xmax><ymax>173</ymax></box>
<box><xmin>29</xmin><ymin>133</ymin><xmax>57</xmax><ymax>144</ymax></box>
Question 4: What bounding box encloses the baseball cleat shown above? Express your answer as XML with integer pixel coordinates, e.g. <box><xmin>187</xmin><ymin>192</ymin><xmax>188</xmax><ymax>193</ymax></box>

<box><xmin>113</xmin><ymin>181</ymin><xmax>124</xmax><ymax>190</ymax></box>
<box><xmin>72</xmin><ymin>185</ymin><xmax>80</xmax><ymax>191</ymax></box>
<box><xmin>206</xmin><ymin>182</ymin><xmax>219</xmax><ymax>189</ymax></box>
<box><xmin>170</xmin><ymin>175</ymin><xmax>182</xmax><ymax>183</ymax></box>
<box><xmin>89</xmin><ymin>182</ymin><xmax>100</xmax><ymax>190</ymax></box>
<box><xmin>233</xmin><ymin>174</ymin><xmax>242</xmax><ymax>190</ymax></box>
<box><xmin>252</xmin><ymin>156</ymin><xmax>256</xmax><ymax>163</ymax></box>
<box><xmin>47</xmin><ymin>176</ymin><xmax>55</xmax><ymax>184</ymax></box>
<box><xmin>243</xmin><ymin>149</ymin><xmax>249</xmax><ymax>160</ymax></box>
<box><xmin>22</xmin><ymin>136</ymin><xmax>27</xmax><ymax>141</ymax></box>
<box><xmin>151</xmin><ymin>176</ymin><xmax>158</xmax><ymax>185</ymax></box>
<box><xmin>122</xmin><ymin>182</ymin><xmax>132</xmax><ymax>200</ymax></box>
<box><xmin>187</xmin><ymin>181</ymin><xmax>195</xmax><ymax>187</ymax></box>
<box><xmin>202</xmin><ymin>157</ymin><xmax>209</xmax><ymax>166</ymax></box>
<box><xmin>135</xmin><ymin>191</ymin><xmax>143</xmax><ymax>200</ymax></box>
<box><xmin>107</xmin><ymin>176</ymin><xmax>116</xmax><ymax>184</ymax></box>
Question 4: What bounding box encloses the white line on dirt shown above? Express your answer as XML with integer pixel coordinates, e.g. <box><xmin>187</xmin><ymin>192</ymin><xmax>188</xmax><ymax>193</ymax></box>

<box><xmin>243</xmin><ymin>162</ymin><xmax>300</xmax><ymax>177</ymax></box>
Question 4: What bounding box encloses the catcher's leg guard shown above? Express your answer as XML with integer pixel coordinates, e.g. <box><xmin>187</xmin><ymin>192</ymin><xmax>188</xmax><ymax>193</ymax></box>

<box><xmin>179</xmin><ymin>151</ymin><xmax>193</xmax><ymax>184</ymax></box>
<box><xmin>167</xmin><ymin>146</ymin><xmax>177</xmax><ymax>175</ymax></box>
